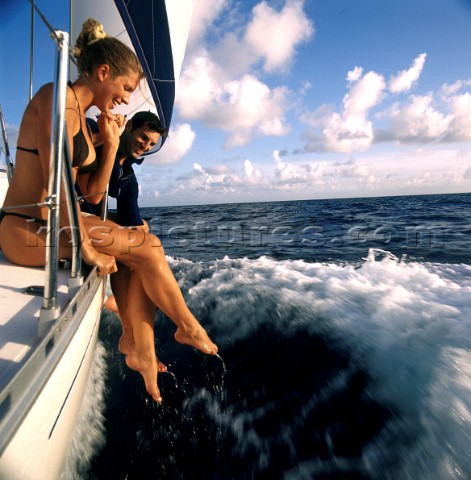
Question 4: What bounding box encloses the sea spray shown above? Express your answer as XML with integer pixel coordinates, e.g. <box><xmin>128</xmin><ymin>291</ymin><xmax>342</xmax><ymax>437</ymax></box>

<box><xmin>88</xmin><ymin>248</ymin><xmax>471</xmax><ymax>479</ymax></box>
<box><xmin>60</xmin><ymin>341</ymin><xmax>108</xmax><ymax>479</ymax></box>
<box><xmin>173</xmin><ymin>252</ymin><xmax>471</xmax><ymax>478</ymax></box>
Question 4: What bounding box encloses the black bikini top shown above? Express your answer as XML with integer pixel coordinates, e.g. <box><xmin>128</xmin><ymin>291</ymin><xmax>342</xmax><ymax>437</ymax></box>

<box><xmin>68</xmin><ymin>81</ymin><xmax>96</xmax><ymax>174</ymax></box>
<box><xmin>17</xmin><ymin>83</ymin><xmax>96</xmax><ymax>174</ymax></box>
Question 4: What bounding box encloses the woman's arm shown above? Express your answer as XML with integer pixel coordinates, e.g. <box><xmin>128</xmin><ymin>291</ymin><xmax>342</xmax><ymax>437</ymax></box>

<box><xmin>37</xmin><ymin>85</ymin><xmax>117</xmax><ymax>275</ymax></box>
<box><xmin>76</xmin><ymin>112</ymin><xmax>123</xmax><ymax>204</ymax></box>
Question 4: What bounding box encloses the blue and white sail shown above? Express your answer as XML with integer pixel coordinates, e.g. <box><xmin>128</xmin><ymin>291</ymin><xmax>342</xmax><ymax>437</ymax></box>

<box><xmin>70</xmin><ymin>0</ymin><xmax>194</xmax><ymax>147</ymax></box>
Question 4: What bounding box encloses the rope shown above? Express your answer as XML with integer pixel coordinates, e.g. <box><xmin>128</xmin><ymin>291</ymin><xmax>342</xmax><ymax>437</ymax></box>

<box><xmin>1</xmin><ymin>190</ymin><xmax>107</xmax><ymax>212</ymax></box>
<box><xmin>77</xmin><ymin>191</ymin><xmax>107</xmax><ymax>203</ymax></box>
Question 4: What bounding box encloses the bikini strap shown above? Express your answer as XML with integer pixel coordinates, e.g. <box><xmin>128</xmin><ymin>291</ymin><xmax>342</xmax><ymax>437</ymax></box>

<box><xmin>67</xmin><ymin>81</ymin><xmax>82</xmax><ymax>118</ymax></box>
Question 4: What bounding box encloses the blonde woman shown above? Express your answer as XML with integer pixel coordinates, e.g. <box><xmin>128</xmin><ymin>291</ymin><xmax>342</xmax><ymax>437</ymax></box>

<box><xmin>0</xmin><ymin>19</ymin><xmax>217</xmax><ymax>403</ymax></box>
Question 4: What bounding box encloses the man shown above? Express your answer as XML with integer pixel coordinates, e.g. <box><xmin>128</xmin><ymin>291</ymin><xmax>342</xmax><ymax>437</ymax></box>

<box><xmin>77</xmin><ymin>111</ymin><xmax>166</xmax><ymax>231</ymax></box>
<box><xmin>76</xmin><ymin>111</ymin><xmax>166</xmax><ymax>312</ymax></box>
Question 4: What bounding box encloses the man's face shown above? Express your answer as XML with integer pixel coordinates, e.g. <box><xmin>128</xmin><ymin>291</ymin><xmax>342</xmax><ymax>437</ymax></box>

<box><xmin>125</xmin><ymin>122</ymin><xmax>161</xmax><ymax>158</ymax></box>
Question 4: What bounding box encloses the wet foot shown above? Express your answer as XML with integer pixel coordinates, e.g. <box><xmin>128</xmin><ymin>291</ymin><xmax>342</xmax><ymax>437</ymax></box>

<box><xmin>125</xmin><ymin>350</ymin><xmax>162</xmax><ymax>403</ymax></box>
<box><xmin>174</xmin><ymin>325</ymin><xmax>218</xmax><ymax>355</ymax></box>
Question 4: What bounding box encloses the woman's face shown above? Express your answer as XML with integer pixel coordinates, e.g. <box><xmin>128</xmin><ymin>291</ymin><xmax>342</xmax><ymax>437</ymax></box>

<box><xmin>95</xmin><ymin>67</ymin><xmax>140</xmax><ymax>113</ymax></box>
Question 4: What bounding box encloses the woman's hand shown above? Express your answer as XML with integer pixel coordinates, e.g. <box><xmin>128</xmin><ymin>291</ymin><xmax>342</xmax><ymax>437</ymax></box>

<box><xmin>97</xmin><ymin>112</ymin><xmax>123</xmax><ymax>147</ymax></box>
<box><xmin>113</xmin><ymin>114</ymin><xmax>126</xmax><ymax>129</ymax></box>
<box><xmin>94</xmin><ymin>251</ymin><xmax>118</xmax><ymax>276</ymax></box>
<box><xmin>83</xmin><ymin>247</ymin><xmax>118</xmax><ymax>276</ymax></box>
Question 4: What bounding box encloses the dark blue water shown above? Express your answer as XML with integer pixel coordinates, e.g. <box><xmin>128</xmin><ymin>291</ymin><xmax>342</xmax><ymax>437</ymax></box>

<box><xmin>79</xmin><ymin>193</ymin><xmax>471</xmax><ymax>479</ymax></box>
<box><xmin>146</xmin><ymin>193</ymin><xmax>471</xmax><ymax>265</ymax></box>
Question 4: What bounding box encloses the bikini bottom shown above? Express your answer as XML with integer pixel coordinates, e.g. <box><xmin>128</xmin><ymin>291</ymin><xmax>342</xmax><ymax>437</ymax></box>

<box><xmin>0</xmin><ymin>210</ymin><xmax>47</xmax><ymax>226</ymax></box>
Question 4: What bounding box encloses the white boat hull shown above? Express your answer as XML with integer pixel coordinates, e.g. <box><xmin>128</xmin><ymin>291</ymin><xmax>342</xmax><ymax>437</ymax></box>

<box><xmin>0</xmin><ymin>268</ymin><xmax>105</xmax><ymax>479</ymax></box>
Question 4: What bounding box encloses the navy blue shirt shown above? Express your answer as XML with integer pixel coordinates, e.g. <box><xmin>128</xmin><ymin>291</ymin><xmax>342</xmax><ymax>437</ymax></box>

<box><xmin>107</xmin><ymin>153</ymin><xmax>144</xmax><ymax>226</ymax></box>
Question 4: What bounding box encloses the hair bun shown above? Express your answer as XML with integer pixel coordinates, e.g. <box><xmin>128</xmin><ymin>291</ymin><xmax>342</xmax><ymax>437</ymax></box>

<box><xmin>74</xmin><ymin>18</ymin><xmax>108</xmax><ymax>58</ymax></box>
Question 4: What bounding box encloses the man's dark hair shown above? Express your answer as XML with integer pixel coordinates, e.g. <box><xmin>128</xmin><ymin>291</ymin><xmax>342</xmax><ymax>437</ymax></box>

<box><xmin>130</xmin><ymin>111</ymin><xmax>167</xmax><ymax>135</ymax></box>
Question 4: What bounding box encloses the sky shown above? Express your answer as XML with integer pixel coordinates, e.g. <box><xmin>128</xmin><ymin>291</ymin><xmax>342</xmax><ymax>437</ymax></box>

<box><xmin>2</xmin><ymin>0</ymin><xmax>471</xmax><ymax>206</ymax></box>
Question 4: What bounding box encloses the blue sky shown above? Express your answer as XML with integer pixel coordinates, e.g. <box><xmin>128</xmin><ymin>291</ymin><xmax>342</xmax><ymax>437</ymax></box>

<box><xmin>2</xmin><ymin>0</ymin><xmax>471</xmax><ymax>206</ymax></box>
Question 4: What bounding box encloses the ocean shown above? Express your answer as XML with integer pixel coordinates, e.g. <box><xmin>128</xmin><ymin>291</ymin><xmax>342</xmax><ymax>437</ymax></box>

<box><xmin>66</xmin><ymin>193</ymin><xmax>471</xmax><ymax>479</ymax></box>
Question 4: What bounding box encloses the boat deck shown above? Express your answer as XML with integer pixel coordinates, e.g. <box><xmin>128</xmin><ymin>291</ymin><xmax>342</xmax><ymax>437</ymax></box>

<box><xmin>0</xmin><ymin>252</ymin><xmax>69</xmax><ymax>388</ymax></box>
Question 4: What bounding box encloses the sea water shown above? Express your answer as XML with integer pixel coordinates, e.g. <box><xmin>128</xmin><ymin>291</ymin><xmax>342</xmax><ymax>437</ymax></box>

<box><xmin>76</xmin><ymin>193</ymin><xmax>471</xmax><ymax>479</ymax></box>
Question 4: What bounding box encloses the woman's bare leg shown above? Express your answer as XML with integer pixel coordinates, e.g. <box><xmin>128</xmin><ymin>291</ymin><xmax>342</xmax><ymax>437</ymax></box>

<box><xmin>85</xmin><ymin>218</ymin><xmax>218</xmax><ymax>355</ymax></box>
<box><xmin>83</xmin><ymin>218</ymin><xmax>218</xmax><ymax>402</ymax></box>
<box><xmin>0</xmin><ymin>215</ymin><xmax>72</xmax><ymax>266</ymax></box>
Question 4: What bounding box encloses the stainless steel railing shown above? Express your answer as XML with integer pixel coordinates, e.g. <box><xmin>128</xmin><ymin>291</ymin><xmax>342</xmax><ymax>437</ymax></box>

<box><xmin>0</xmin><ymin>105</ymin><xmax>14</xmax><ymax>182</ymax></box>
<box><xmin>39</xmin><ymin>29</ymin><xmax>83</xmax><ymax>333</ymax></box>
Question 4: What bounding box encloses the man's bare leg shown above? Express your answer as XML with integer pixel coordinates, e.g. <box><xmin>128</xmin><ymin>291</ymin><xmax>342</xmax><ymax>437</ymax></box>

<box><xmin>109</xmin><ymin>265</ymin><xmax>135</xmax><ymax>355</ymax></box>
<box><xmin>111</xmin><ymin>267</ymin><xmax>168</xmax><ymax>373</ymax></box>
<box><xmin>123</xmin><ymin>271</ymin><xmax>164</xmax><ymax>402</ymax></box>
<box><xmin>125</xmin><ymin>318</ymin><xmax>161</xmax><ymax>403</ymax></box>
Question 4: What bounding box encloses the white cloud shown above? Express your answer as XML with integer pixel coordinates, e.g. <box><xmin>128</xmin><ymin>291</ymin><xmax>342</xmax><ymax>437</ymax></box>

<box><xmin>323</xmin><ymin>114</ymin><xmax>374</xmax><ymax>153</ymax></box>
<box><xmin>344</xmin><ymin>70</ymin><xmax>386</xmax><ymax>118</ymax></box>
<box><xmin>138</xmin><ymin>144</ymin><xmax>471</xmax><ymax>206</ymax></box>
<box><xmin>174</xmin><ymin>0</ymin><xmax>314</xmax><ymax>151</ymax></box>
<box><xmin>177</xmin><ymin>56</ymin><xmax>291</xmax><ymax>147</ymax></box>
<box><xmin>274</xmin><ymin>149</ymin><xmax>302</xmax><ymax>183</ymax></box>
<box><xmin>389</xmin><ymin>53</ymin><xmax>427</xmax><ymax>93</ymax></box>
<box><xmin>301</xmin><ymin>54</ymin><xmax>471</xmax><ymax>152</ymax></box>
<box><xmin>160</xmin><ymin>158</ymin><xmax>271</xmax><ymax>201</ymax></box>
<box><xmin>212</xmin><ymin>31</ymin><xmax>257</xmax><ymax>78</ymax></box>
<box><xmin>187</xmin><ymin>0</ymin><xmax>227</xmax><ymax>50</ymax></box>
<box><xmin>164</xmin><ymin>5</ymin><xmax>471</xmax><ymax>204</ymax></box>
<box><xmin>347</xmin><ymin>67</ymin><xmax>363</xmax><ymax>83</ymax></box>
<box><xmin>175</xmin><ymin>54</ymin><xmax>218</xmax><ymax>119</ymax></box>
<box><xmin>153</xmin><ymin>123</ymin><xmax>196</xmax><ymax>165</ymax></box>
<box><xmin>440</xmin><ymin>78</ymin><xmax>471</xmax><ymax>96</ymax></box>
<box><xmin>334</xmin><ymin>161</ymin><xmax>377</xmax><ymax>185</ymax></box>
<box><xmin>302</xmin><ymin>69</ymin><xmax>386</xmax><ymax>153</ymax></box>
<box><xmin>385</xmin><ymin>91</ymin><xmax>471</xmax><ymax>144</ymax></box>
<box><xmin>244</xmin><ymin>0</ymin><xmax>314</xmax><ymax>73</ymax></box>
<box><xmin>272</xmin><ymin>150</ymin><xmax>329</xmax><ymax>189</ymax></box>
<box><xmin>388</xmin><ymin>94</ymin><xmax>449</xmax><ymax>142</ymax></box>
<box><xmin>6</xmin><ymin>124</ymin><xmax>18</xmax><ymax>148</ymax></box>
<box><xmin>444</xmin><ymin>92</ymin><xmax>471</xmax><ymax>142</ymax></box>
<box><xmin>243</xmin><ymin>159</ymin><xmax>266</xmax><ymax>185</ymax></box>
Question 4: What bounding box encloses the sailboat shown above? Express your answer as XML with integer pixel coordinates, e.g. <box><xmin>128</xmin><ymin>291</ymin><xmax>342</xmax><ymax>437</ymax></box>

<box><xmin>0</xmin><ymin>1</ymin><xmax>193</xmax><ymax>478</ymax></box>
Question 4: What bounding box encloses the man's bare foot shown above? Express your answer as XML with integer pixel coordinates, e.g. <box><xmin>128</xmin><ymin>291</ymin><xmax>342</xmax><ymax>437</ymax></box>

<box><xmin>174</xmin><ymin>325</ymin><xmax>218</xmax><ymax>355</ymax></box>
<box><xmin>156</xmin><ymin>355</ymin><xmax>167</xmax><ymax>373</ymax></box>
<box><xmin>120</xmin><ymin>337</ymin><xmax>167</xmax><ymax>372</ymax></box>
<box><xmin>125</xmin><ymin>350</ymin><xmax>162</xmax><ymax>403</ymax></box>
<box><xmin>104</xmin><ymin>294</ymin><xmax>119</xmax><ymax>313</ymax></box>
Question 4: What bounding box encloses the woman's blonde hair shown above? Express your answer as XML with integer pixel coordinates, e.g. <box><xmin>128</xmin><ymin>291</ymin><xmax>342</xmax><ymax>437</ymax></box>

<box><xmin>74</xmin><ymin>18</ymin><xmax>144</xmax><ymax>80</ymax></box>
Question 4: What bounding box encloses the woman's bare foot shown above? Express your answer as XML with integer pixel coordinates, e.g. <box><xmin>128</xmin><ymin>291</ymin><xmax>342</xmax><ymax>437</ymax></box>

<box><xmin>174</xmin><ymin>324</ymin><xmax>218</xmax><ymax>355</ymax></box>
<box><xmin>119</xmin><ymin>334</ymin><xmax>135</xmax><ymax>355</ymax></box>
<box><xmin>125</xmin><ymin>349</ymin><xmax>162</xmax><ymax>403</ymax></box>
